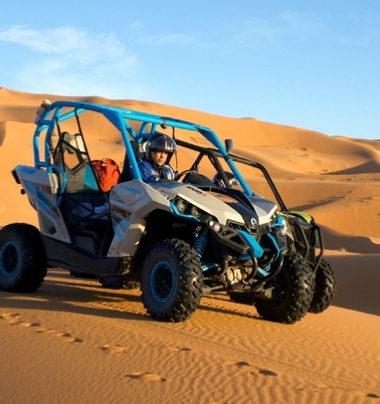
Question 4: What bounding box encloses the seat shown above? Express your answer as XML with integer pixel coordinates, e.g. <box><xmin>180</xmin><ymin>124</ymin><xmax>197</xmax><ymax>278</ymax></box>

<box><xmin>53</xmin><ymin>132</ymin><xmax>109</xmax><ymax>227</ymax></box>
<box><xmin>120</xmin><ymin>140</ymin><xmax>146</xmax><ymax>182</ymax></box>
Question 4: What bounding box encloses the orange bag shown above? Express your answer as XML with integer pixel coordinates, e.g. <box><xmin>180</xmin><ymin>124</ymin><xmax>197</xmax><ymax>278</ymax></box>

<box><xmin>92</xmin><ymin>158</ymin><xmax>121</xmax><ymax>192</ymax></box>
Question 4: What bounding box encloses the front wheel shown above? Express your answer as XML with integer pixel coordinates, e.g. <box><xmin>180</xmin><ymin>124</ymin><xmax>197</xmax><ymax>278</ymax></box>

<box><xmin>308</xmin><ymin>259</ymin><xmax>337</xmax><ymax>314</ymax></box>
<box><xmin>140</xmin><ymin>239</ymin><xmax>203</xmax><ymax>322</ymax></box>
<box><xmin>0</xmin><ymin>223</ymin><xmax>47</xmax><ymax>293</ymax></box>
<box><xmin>254</xmin><ymin>254</ymin><xmax>314</xmax><ymax>324</ymax></box>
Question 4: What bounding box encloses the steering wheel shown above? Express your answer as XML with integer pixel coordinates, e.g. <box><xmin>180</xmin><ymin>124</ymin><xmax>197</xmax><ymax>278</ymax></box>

<box><xmin>175</xmin><ymin>169</ymin><xmax>199</xmax><ymax>182</ymax></box>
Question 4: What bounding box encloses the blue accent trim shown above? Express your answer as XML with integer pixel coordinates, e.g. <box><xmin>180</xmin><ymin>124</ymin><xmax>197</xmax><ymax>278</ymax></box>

<box><xmin>226</xmin><ymin>159</ymin><xmax>253</xmax><ymax>196</ymax></box>
<box><xmin>36</xmin><ymin>187</ymin><xmax>54</xmax><ymax>208</ymax></box>
<box><xmin>237</xmin><ymin>253</ymin><xmax>251</xmax><ymax>261</ymax></box>
<box><xmin>151</xmin><ymin>261</ymin><xmax>175</xmax><ymax>303</ymax></box>
<box><xmin>169</xmin><ymin>202</ymin><xmax>200</xmax><ymax>222</ymax></box>
<box><xmin>83</xmin><ymin>165</ymin><xmax>99</xmax><ymax>190</ymax></box>
<box><xmin>201</xmin><ymin>262</ymin><xmax>219</xmax><ymax>272</ymax></box>
<box><xmin>0</xmin><ymin>241</ymin><xmax>20</xmax><ymax>277</ymax></box>
<box><xmin>193</xmin><ymin>234</ymin><xmax>208</xmax><ymax>257</ymax></box>
<box><xmin>264</xmin><ymin>232</ymin><xmax>281</xmax><ymax>260</ymax></box>
<box><xmin>257</xmin><ymin>267</ymin><xmax>270</xmax><ymax>278</ymax></box>
<box><xmin>237</xmin><ymin>229</ymin><xmax>263</xmax><ymax>258</ymax></box>
<box><xmin>272</xmin><ymin>214</ymin><xmax>285</xmax><ymax>228</ymax></box>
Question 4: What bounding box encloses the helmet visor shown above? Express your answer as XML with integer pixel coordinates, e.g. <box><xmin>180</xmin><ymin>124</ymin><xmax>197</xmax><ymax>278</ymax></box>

<box><xmin>148</xmin><ymin>135</ymin><xmax>177</xmax><ymax>154</ymax></box>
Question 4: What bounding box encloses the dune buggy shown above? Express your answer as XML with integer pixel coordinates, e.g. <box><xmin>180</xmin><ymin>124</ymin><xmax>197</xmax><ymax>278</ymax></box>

<box><xmin>0</xmin><ymin>100</ymin><xmax>335</xmax><ymax>323</ymax></box>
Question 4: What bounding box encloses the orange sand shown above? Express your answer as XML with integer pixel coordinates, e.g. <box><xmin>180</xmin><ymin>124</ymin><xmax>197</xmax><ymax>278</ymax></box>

<box><xmin>1</xmin><ymin>88</ymin><xmax>379</xmax><ymax>403</ymax></box>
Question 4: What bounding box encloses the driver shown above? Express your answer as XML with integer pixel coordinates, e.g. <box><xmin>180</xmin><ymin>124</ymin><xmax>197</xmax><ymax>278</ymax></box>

<box><xmin>138</xmin><ymin>132</ymin><xmax>177</xmax><ymax>183</ymax></box>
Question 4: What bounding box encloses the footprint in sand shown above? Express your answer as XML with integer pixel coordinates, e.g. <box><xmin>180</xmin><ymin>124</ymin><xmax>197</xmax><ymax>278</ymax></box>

<box><xmin>366</xmin><ymin>393</ymin><xmax>380</xmax><ymax>398</ymax></box>
<box><xmin>1</xmin><ymin>313</ymin><xmax>40</xmax><ymax>328</ymax></box>
<box><xmin>19</xmin><ymin>321</ymin><xmax>41</xmax><ymax>328</ymax></box>
<box><xmin>1</xmin><ymin>313</ymin><xmax>20</xmax><ymax>320</ymax></box>
<box><xmin>1</xmin><ymin>313</ymin><xmax>20</xmax><ymax>324</ymax></box>
<box><xmin>228</xmin><ymin>361</ymin><xmax>278</xmax><ymax>377</ymax></box>
<box><xmin>36</xmin><ymin>327</ymin><xmax>83</xmax><ymax>343</ymax></box>
<box><xmin>344</xmin><ymin>390</ymin><xmax>380</xmax><ymax>399</ymax></box>
<box><xmin>125</xmin><ymin>372</ymin><xmax>166</xmax><ymax>382</ymax></box>
<box><xmin>1</xmin><ymin>313</ymin><xmax>83</xmax><ymax>344</ymax></box>
<box><xmin>100</xmin><ymin>343</ymin><xmax>125</xmax><ymax>354</ymax></box>
<box><xmin>257</xmin><ymin>369</ymin><xmax>278</xmax><ymax>377</ymax></box>
<box><xmin>35</xmin><ymin>327</ymin><xmax>57</xmax><ymax>334</ymax></box>
<box><xmin>167</xmin><ymin>346</ymin><xmax>192</xmax><ymax>353</ymax></box>
<box><xmin>56</xmin><ymin>331</ymin><xmax>83</xmax><ymax>343</ymax></box>
<box><xmin>35</xmin><ymin>328</ymin><xmax>82</xmax><ymax>343</ymax></box>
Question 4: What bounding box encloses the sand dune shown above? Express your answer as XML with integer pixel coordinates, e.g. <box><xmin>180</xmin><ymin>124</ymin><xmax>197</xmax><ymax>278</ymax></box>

<box><xmin>1</xmin><ymin>88</ymin><xmax>379</xmax><ymax>403</ymax></box>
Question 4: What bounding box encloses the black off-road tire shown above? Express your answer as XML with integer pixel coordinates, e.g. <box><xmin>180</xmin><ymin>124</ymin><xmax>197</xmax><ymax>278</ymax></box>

<box><xmin>254</xmin><ymin>254</ymin><xmax>314</xmax><ymax>324</ymax></box>
<box><xmin>140</xmin><ymin>238</ymin><xmax>203</xmax><ymax>322</ymax></box>
<box><xmin>0</xmin><ymin>223</ymin><xmax>47</xmax><ymax>293</ymax></box>
<box><xmin>308</xmin><ymin>259</ymin><xmax>337</xmax><ymax>314</ymax></box>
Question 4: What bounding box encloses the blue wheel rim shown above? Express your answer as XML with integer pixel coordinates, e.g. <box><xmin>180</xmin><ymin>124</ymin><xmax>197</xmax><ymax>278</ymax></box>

<box><xmin>0</xmin><ymin>241</ymin><xmax>20</xmax><ymax>277</ymax></box>
<box><xmin>151</xmin><ymin>261</ymin><xmax>175</xmax><ymax>303</ymax></box>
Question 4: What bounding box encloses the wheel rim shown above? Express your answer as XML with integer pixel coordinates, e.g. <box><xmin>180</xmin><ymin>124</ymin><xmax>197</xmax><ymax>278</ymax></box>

<box><xmin>151</xmin><ymin>261</ymin><xmax>175</xmax><ymax>303</ymax></box>
<box><xmin>0</xmin><ymin>242</ymin><xmax>20</xmax><ymax>277</ymax></box>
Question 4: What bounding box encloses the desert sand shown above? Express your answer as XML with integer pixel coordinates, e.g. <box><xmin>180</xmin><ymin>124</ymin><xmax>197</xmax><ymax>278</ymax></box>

<box><xmin>1</xmin><ymin>87</ymin><xmax>379</xmax><ymax>403</ymax></box>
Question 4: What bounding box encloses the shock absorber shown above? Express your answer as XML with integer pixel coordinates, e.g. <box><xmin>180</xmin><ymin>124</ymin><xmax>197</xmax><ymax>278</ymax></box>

<box><xmin>193</xmin><ymin>225</ymin><xmax>209</xmax><ymax>258</ymax></box>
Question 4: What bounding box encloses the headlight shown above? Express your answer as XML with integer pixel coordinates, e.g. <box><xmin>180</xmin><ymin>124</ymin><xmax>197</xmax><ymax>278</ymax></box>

<box><xmin>172</xmin><ymin>197</ymin><xmax>204</xmax><ymax>220</ymax></box>
<box><xmin>176</xmin><ymin>199</ymin><xmax>187</xmax><ymax>213</ymax></box>
<box><xmin>209</xmin><ymin>220</ymin><xmax>221</xmax><ymax>232</ymax></box>
<box><xmin>190</xmin><ymin>206</ymin><xmax>201</xmax><ymax>218</ymax></box>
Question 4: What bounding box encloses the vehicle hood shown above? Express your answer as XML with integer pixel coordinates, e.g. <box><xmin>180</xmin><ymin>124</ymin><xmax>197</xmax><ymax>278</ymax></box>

<box><xmin>153</xmin><ymin>181</ymin><xmax>277</xmax><ymax>226</ymax></box>
<box><xmin>153</xmin><ymin>181</ymin><xmax>245</xmax><ymax>225</ymax></box>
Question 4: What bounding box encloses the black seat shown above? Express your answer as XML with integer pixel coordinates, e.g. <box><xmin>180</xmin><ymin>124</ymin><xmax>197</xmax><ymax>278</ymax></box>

<box><xmin>53</xmin><ymin>132</ymin><xmax>109</xmax><ymax>227</ymax></box>
<box><xmin>120</xmin><ymin>140</ymin><xmax>146</xmax><ymax>182</ymax></box>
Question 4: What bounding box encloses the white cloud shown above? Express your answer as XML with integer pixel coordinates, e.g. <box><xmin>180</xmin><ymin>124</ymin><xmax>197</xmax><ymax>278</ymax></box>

<box><xmin>0</xmin><ymin>25</ymin><xmax>147</xmax><ymax>99</ymax></box>
<box><xmin>137</xmin><ymin>33</ymin><xmax>197</xmax><ymax>45</ymax></box>
<box><xmin>0</xmin><ymin>25</ymin><xmax>123</xmax><ymax>62</ymax></box>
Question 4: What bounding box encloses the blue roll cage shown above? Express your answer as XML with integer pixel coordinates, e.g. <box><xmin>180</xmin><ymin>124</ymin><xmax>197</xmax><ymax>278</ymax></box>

<box><xmin>33</xmin><ymin>100</ymin><xmax>253</xmax><ymax>196</ymax></box>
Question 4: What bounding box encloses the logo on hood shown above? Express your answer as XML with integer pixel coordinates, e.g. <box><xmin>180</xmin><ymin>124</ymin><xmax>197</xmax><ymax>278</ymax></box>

<box><xmin>250</xmin><ymin>217</ymin><xmax>257</xmax><ymax>228</ymax></box>
<box><xmin>186</xmin><ymin>185</ymin><xmax>207</xmax><ymax>197</ymax></box>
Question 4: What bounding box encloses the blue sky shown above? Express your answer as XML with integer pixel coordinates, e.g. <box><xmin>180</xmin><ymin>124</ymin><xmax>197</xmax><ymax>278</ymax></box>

<box><xmin>1</xmin><ymin>1</ymin><xmax>379</xmax><ymax>139</ymax></box>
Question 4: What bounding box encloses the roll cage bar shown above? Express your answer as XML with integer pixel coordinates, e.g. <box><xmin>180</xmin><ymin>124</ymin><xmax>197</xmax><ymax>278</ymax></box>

<box><xmin>174</xmin><ymin>138</ymin><xmax>288</xmax><ymax>212</ymax></box>
<box><xmin>34</xmin><ymin>100</ymin><xmax>256</xmax><ymax>196</ymax></box>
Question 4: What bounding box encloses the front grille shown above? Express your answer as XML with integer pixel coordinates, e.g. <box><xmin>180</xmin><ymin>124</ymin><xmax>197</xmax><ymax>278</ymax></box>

<box><xmin>227</xmin><ymin>220</ymin><xmax>268</xmax><ymax>241</ymax></box>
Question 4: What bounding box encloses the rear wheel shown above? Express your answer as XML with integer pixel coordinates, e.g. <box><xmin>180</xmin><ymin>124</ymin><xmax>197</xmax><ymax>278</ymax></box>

<box><xmin>0</xmin><ymin>223</ymin><xmax>47</xmax><ymax>292</ymax></box>
<box><xmin>254</xmin><ymin>254</ymin><xmax>314</xmax><ymax>324</ymax></box>
<box><xmin>140</xmin><ymin>239</ymin><xmax>203</xmax><ymax>322</ymax></box>
<box><xmin>309</xmin><ymin>259</ymin><xmax>337</xmax><ymax>313</ymax></box>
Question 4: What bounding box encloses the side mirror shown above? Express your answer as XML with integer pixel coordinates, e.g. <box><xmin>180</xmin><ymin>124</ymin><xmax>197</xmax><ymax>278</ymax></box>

<box><xmin>225</xmin><ymin>139</ymin><xmax>234</xmax><ymax>153</ymax></box>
